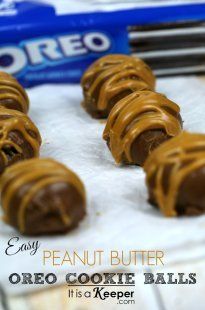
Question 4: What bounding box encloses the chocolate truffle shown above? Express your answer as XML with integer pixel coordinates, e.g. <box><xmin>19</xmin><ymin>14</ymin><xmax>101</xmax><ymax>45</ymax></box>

<box><xmin>0</xmin><ymin>107</ymin><xmax>41</xmax><ymax>173</ymax></box>
<box><xmin>0</xmin><ymin>71</ymin><xmax>29</xmax><ymax>113</ymax></box>
<box><xmin>0</xmin><ymin>158</ymin><xmax>86</xmax><ymax>235</ymax></box>
<box><xmin>103</xmin><ymin>90</ymin><xmax>182</xmax><ymax>166</ymax></box>
<box><xmin>81</xmin><ymin>54</ymin><xmax>155</xmax><ymax>118</ymax></box>
<box><xmin>144</xmin><ymin>131</ymin><xmax>205</xmax><ymax>217</ymax></box>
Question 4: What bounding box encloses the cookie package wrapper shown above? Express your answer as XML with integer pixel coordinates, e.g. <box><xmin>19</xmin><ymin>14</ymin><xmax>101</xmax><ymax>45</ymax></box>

<box><xmin>1</xmin><ymin>0</ymin><xmax>205</xmax><ymax>87</ymax></box>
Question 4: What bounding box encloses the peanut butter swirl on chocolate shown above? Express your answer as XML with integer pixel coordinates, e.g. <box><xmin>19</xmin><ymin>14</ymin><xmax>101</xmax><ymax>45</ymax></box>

<box><xmin>144</xmin><ymin>132</ymin><xmax>205</xmax><ymax>217</ymax></box>
<box><xmin>0</xmin><ymin>158</ymin><xmax>86</xmax><ymax>235</ymax></box>
<box><xmin>0</xmin><ymin>71</ymin><xmax>29</xmax><ymax>113</ymax></box>
<box><xmin>103</xmin><ymin>90</ymin><xmax>182</xmax><ymax>166</ymax></box>
<box><xmin>81</xmin><ymin>54</ymin><xmax>155</xmax><ymax>118</ymax></box>
<box><xmin>0</xmin><ymin>107</ymin><xmax>41</xmax><ymax>173</ymax></box>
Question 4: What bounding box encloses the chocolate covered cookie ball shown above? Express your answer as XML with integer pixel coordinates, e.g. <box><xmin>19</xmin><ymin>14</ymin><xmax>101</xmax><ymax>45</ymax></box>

<box><xmin>0</xmin><ymin>72</ymin><xmax>29</xmax><ymax>113</ymax></box>
<box><xmin>144</xmin><ymin>132</ymin><xmax>205</xmax><ymax>217</ymax></box>
<box><xmin>103</xmin><ymin>90</ymin><xmax>182</xmax><ymax>166</ymax></box>
<box><xmin>81</xmin><ymin>54</ymin><xmax>155</xmax><ymax>118</ymax></box>
<box><xmin>0</xmin><ymin>158</ymin><xmax>86</xmax><ymax>235</ymax></box>
<box><xmin>0</xmin><ymin>107</ymin><xmax>41</xmax><ymax>173</ymax></box>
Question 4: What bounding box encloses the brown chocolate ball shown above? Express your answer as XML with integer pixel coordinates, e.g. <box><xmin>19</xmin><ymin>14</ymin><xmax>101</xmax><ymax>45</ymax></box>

<box><xmin>144</xmin><ymin>131</ymin><xmax>205</xmax><ymax>217</ymax></box>
<box><xmin>0</xmin><ymin>158</ymin><xmax>86</xmax><ymax>235</ymax></box>
<box><xmin>0</xmin><ymin>71</ymin><xmax>29</xmax><ymax>113</ymax></box>
<box><xmin>0</xmin><ymin>107</ymin><xmax>41</xmax><ymax>173</ymax></box>
<box><xmin>103</xmin><ymin>90</ymin><xmax>182</xmax><ymax>166</ymax></box>
<box><xmin>81</xmin><ymin>54</ymin><xmax>155</xmax><ymax>118</ymax></box>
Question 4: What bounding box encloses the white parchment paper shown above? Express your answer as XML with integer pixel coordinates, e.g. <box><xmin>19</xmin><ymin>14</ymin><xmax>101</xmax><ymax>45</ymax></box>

<box><xmin>1</xmin><ymin>76</ymin><xmax>205</xmax><ymax>295</ymax></box>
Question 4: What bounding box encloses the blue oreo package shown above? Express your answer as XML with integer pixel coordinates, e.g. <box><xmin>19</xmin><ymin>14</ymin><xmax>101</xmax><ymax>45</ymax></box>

<box><xmin>1</xmin><ymin>0</ymin><xmax>205</xmax><ymax>87</ymax></box>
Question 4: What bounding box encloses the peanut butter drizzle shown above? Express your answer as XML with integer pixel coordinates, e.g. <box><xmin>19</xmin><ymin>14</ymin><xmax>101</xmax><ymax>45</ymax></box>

<box><xmin>81</xmin><ymin>54</ymin><xmax>155</xmax><ymax>111</ymax></box>
<box><xmin>0</xmin><ymin>158</ymin><xmax>86</xmax><ymax>233</ymax></box>
<box><xmin>0</xmin><ymin>107</ymin><xmax>41</xmax><ymax>165</ymax></box>
<box><xmin>0</xmin><ymin>72</ymin><xmax>29</xmax><ymax>113</ymax></box>
<box><xmin>144</xmin><ymin>131</ymin><xmax>205</xmax><ymax>217</ymax></box>
<box><xmin>103</xmin><ymin>90</ymin><xmax>182</xmax><ymax>164</ymax></box>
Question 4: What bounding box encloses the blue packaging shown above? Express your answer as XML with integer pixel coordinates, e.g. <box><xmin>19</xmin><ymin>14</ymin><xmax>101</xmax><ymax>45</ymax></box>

<box><xmin>1</xmin><ymin>0</ymin><xmax>205</xmax><ymax>87</ymax></box>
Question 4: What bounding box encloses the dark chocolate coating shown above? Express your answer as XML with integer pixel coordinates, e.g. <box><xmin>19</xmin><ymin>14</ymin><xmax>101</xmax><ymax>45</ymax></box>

<box><xmin>130</xmin><ymin>130</ymin><xmax>171</xmax><ymax>166</ymax></box>
<box><xmin>106</xmin><ymin>130</ymin><xmax>171</xmax><ymax>166</ymax></box>
<box><xmin>9</xmin><ymin>182</ymin><xmax>85</xmax><ymax>235</ymax></box>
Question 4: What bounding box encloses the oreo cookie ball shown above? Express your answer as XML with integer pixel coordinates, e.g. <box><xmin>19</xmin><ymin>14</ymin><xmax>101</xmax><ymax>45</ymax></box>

<box><xmin>144</xmin><ymin>131</ymin><xmax>205</xmax><ymax>217</ymax></box>
<box><xmin>103</xmin><ymin>90</ymin><xmax>182</xmax><ymax>166</ymax></box>
<box><xmin>0</xmin><ymin>71</ymin><xmax>29</xmax><ymax>113</ymax></box>
<box><xmin>0</xmin><ymin>158</ymin><xmax>86</xmax><ymax>235</ymax></box>
<box><xmin>0</xmin><ymin>107</ymin><xmax>41</xmax><ymax>173</ymax></box>
<box><xmin>81</xmin><ymin>54</ymin><xmax>155</xmax><ymax>118</ymax></box>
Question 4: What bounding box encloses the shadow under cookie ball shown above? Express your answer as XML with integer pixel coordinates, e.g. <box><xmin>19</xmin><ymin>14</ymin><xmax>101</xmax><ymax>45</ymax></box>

<box><xmin>144</xmin><ymin>132</ymin><xmax>205</xmax><ymax>217</ymax></box>
<box><xmin>103</xmin><ymin>90</ymin><xmax>182</xmax><ymax>166</ymax></box>
<box><xmin>0</xmin><ymin>71</ymin><xmax>29</xmax><ymax>113</ymax></box>
<box><xmin>0</xmin><ymin>158</ymin><xmax>86</xmax><ymax>235</ymax></box>
<box><xmin>0</xmin><ymin>107</ymin><xmax>41</xmax><ymax>173</ymax></box>
<box><xmin>81</xmin><ymin>54</ymin><xmax>155</xmax><ymax>118</ymax></box>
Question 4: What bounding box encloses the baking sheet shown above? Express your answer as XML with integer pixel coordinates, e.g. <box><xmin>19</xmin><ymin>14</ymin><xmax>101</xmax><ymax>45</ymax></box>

<box><xmin>1</xmin><ymin>75</ymin><xmax>205</xmax><ymax>295</ymax></box>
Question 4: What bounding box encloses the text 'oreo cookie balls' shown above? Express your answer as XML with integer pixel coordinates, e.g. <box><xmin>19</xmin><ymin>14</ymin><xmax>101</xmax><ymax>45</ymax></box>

<box><xmin>103</xmin><ymin>90</ymin><xmax>182</xmax><ymax>166</ymax></box>
<box><xmin>81</xmin><ymin>54</ymin><xmax>155</xmax><ymax>118</ymax></box>
<box><xmin>0</xmin><ymin>158</ymin><xmax>86</xmax><ymax>235</ymax></box>
<box><xmin>144</xmin><ymin>132</ymin><xmax>205</xmax><ymax>217</ymax></box>
<box><xmin>0</xmin><ymin>71</ymin><xmax>29</xmax><ymax>113</ymax></box>
<box><xmin>0</xmin><ymin>107</ymin><xmax>41</xmax><ymax>173</ymax></box>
